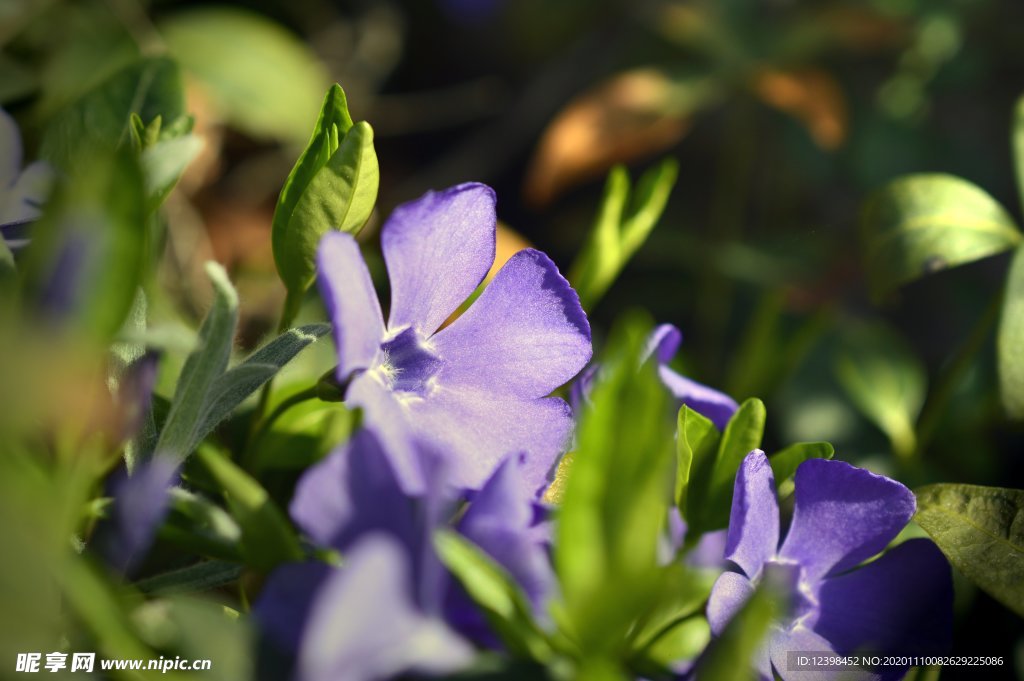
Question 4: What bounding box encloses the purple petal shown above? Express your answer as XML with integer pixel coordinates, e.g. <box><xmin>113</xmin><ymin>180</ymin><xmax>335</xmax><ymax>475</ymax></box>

<box><xmin>725</xmin><ymin>451</ymin><xmax>780</xmax><ymax>580</ymax></box>
<box><xmin>813</xmin><ymin>539</ymin><xmax>952</xmax><ymax>663</ymax></box>
<box><xmin>254</xmin><ymin>561</ymin><xmax>333</xmax><ymax>653</ymax></box>
<box><xmin>689</xmin><ymin>529</ymin><xmax>729</xmax><ymax>570</ymax></box>
<box><xmin>770</xmin><ymin>626</ymin><xmax>881</xmax><ymax>681</ymax></box>
<box><xmin>645</xmin><ymin>324</ymin><xmax>683</xmax><ymax>364</ymax></box>
<box><xmin>706</xmin><ymin>571</ymin><xmax>755</xmax><ymax>636</ymax></box>
<box><xmin>101</xmin><ymin>455</ymin><xmax>180</xmax><ymax>575</ymax></box>
<box><xmin>659</xmin><ymin>365</ymin><xmax>738</xmax><ymax>431</ymax></box>
<box><xmin>0</xmin><ymin>108</ymin><xmax>21</xmax><ymax>188</ymax></box>
<box><xmin>116</xmin><ymin>351</ymin><xmax>160</xmax><ymax>441</ymax></box>
<box><xmin>432</xmin><ymin>248</ymin><xmax>591</xmax><ymax>399</ymax></box>
<box><xmin>296</xmin><ymin>534</ymin><xmax>473</xmax><ymax>681</ymax></box>
<box><xmin>382</xmin><ymin>183</ymin><xmax>496</xmax><ymax>335</ymax></box>
<box><xmin>289</xmin><ymin>429</ymin><xmax>419</xmax><ymax>555</ymax></box>
<box><xmin>568</xmin><ymin>363</ymin><xmax>599</xmax><ymax>415</ymax></box>
<box><xmin>407</xmin><ymin>386</ymin><xmax>573</xmax><ymax>493</ymax></box>
<box><xmin>458</xmin><ymin>456</ymin><xmax>556</xmax><ymax>607</ymax></box>
<box><xmin>779</xmin><ymin>460</ymin><xmax>915</xmax><ymax>581</ymax></box>
<box><xmin>0</xmin><ymin>160</ymin><xmax>52</xmax><ymax>227</ymax></box>
<box><xmin>317</xmin><ymin>232</ymin><xmax>385</xmax><ymax>382</ymax></box>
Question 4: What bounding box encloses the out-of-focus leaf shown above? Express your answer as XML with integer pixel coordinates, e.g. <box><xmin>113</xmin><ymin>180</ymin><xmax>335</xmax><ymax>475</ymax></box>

<box><xmin>22</xmin><ymin>147</ymin><xmax>146</xmax><ymax>341</ymax></box>
<box><xmin>768</xmin><ymin>441</ymin><xmax>834</xmax><ymax>498</ymax></box>
<box><xmin>1012</xmin><ymin>94</ymin><xmax>1024</xmax><ymax>210</ymax></box>
<box><xmin>160</xmin><ymin>6</ymin><xmax>330</xmax><ymax>142</ymax></box>
<box><xmin>272</xmin><ymin>85</ymin><xmax>378</xmax><ymax>320</ymax></box>
<box><xmin>629</xmin><ymin>562</ymin><xmax>716</xmax><ymax>656</ymax></box>
<box><xmin>155</xmin><ymin>263</ymin><xmax>238</xmax><ymax>462</ymax></box>
<box><xmin>525</xmin><ymin>69</ymin><xmax>716</xmax><ymax>206</ymax></box>
<box><xmin>556</xmin><ymin>314</ymin><xmax>675</xmax><ymax>662</ymax></box>
<box><xmin>693</xmin><ymin>584</ymin><xmax>776</xmax><ymax>681</ymax></box>
<box><xmin>915</xmin><ymin>484</ymin><xmax>1024</xmax><ymax>617</ymax></box>
<box><xmin>676</xmin><ymin>405</ymin><xmax>719</xmax><ymax>526</ymax></box>
<box><xmin>751</xmin><ymin>67</ymin><xmax>847</xmax><ymax>149</ymax></box>
<box><xmin>0</xmin><ymin>53</ymin><xmax>35</xmax><ymax>103</ymax></box>
<box><xmin>861</xmin><ymin>174</ymin><xmax>1021</xmax><ymax>301</ymax></box>
<box><xmin>134</xmin><ymin>561</ymin><xmax>242</xmax><ymax>596</ymax></box>
<box><xmin>634</xmin><ymin>617</ymin><xmax>709</xmax><ymax>677</ymax></box>
<box><xmin>568</xmin><ymin>160</ymin><xmax>678</xmax><ymax>310</ymax></box>
<box><xmin>999</xmin><ymin>245</ymin><xmax>1024</xmax><ymax>419</ymax></box>
<box><xmin>192</xmin><ymin>323</ymin><xmax>330</xmax><ymax>452</ymax></box>
<box><xmin>141</xmin><ymin>134</ymin><xmax>204</xmax><ymax>214</ymax></box>
<box><xmin>40</xmin><ymin>57</ymin><xmax>185</xmax><ymax>169</ymax></box>
<box><xmin>834</xmin><ymin>324</ymin><xmax>924</xmax><ymax>459</ymax></box>
<box><xmin>163</xmin><ymin>488</ymin><xmax>243</xmax><ymax>562</ymax></box>
<box><xmin>195</xmin><ymin>446</ymin><xmax>303</xmax><ymax>572</ymax></box>
<box><xmin>435</xmin><ymin>531</ymin><xmax>551</xmax><ymax>661</ymax></box>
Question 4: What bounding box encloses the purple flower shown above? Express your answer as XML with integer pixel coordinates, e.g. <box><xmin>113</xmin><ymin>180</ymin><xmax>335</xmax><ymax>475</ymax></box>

<box><xmin>97</xmin><ymin>455</ymin><xmax>180</xmax><ymax>575</ymax></box>
<box><xmin>570</xmin><ymin>324</ymin><xmax>737</xmax><ymax>431</ymax></box>
<box><xmin>317</xmin><ymin>183</ymin><xmax>591</xmax><ymax>494</ymax></box>
<box><xmin>255</xmin><ymin>429</ymin><xmax>556</xmax><ymax>678</ymax></box>
<box><xmin>646</xmin><ymin>324</ymin><xmax>737</xmax><ymax>431</ymax></box>
<box><xmin>0</xmin><ymin>107</ymin><xmax>53</xmax><ymax>250</ymax></box>
<box><xmin>706</xmin><ymin>451</ymin><xmax>952</xmax><ymax>680</ymax></box>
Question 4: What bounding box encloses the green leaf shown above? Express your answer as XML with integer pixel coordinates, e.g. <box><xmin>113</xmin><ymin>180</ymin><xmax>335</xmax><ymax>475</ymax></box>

<box><xmin>861</xmin><ymin>173</ymin><xmax>1021</xmax><ymax>301</ymax></box>
<box><xmin>140</xmin><ymin>133</ymin><xmax>203</xmax><ymax>214</ymax></box>
<box><xmin>915</xmin><ymin>483</ymin><xmax>1024</xmax><ymax>618</ymax></box>
<box><xmin>40</xmin><ymin>56</ymin><xmax>185</xmax><ymax>169</ymax></box>
<box><xmin>769</xmin><ymin>441</ymin><xmax>834</xmax><ymax>498</ymax></box>
<box><xmin>195</xmin><ymin>446</ymin><xmax>303</xmax><ymax>572</ymax></box>
<box><xmin>191</xmin><ymin>323</ymin><xmax>330</xmax><ymax>452</ymax></box>
<box><xmin>273</xmin><ymin>110</ymin><xmax>379</xmax><ymax>307</ymax></box>
<box><xmin>134</xmin><ymin>560</ymin><xmax>242</xmax><ymax>596</ymax></box>
<box><xmin>693</xmin><ymin>584</ymin><xmax>776</xmax><ymax>681</ymax></box>
<box><xmin>634</xmin><ymin>617</ymin><xmax>709</xmax><ymax>678</ymax></box>
<box><xmin>834</xmin><ymin>324</ymin><xmax>925</xmax><ymax>459</ymax></box>
<box><xmin>163</xmin><ymin>488</ymin><xmax>243</xmax><ymax>562</ymax></box>
<box><xmin>569</xmin><ymin>160</ymin><xmax>678</xmax><ymax>310</ymax></box>
<box><xmin>676</xmin><ymin>406</ymin><xmax>720</xmax><ymax>527</ymax></box>
<box><xmin>703</xmin><ymin>398</ymin><xmax>766</xmax><ymax>531</ymax></box>
<box><xmin>1013</xmin><ymin>94</ymin><xmax>1024</xmax><ymax>212</ymax></box>
<box><xmin>155</xmin><ymin>262</ymin><xmax>239</xmax><ymax>461</ymax></box>
<box><xmin>22</xmin><ymin>147</ymin><xmax>147</xmax><ymax>340</ymax></box>
<box><xmin>160</xmin><ymin>7</ymin><xmax>330</xmax><ymax>142</ymax></box>
<box><xmin>435</xmin><ymin>531</ymin><xmax>551</xmax><ymax>661</ymax></box>
<box><xmin>555</xmin><ymin>314</ymin><xmax>675</xmax><ymax>657</ymax></box>
<box><xmin>998</xmin><ymin>245</ymin><xmax>1024</xmax><ymax>419</ymax></box>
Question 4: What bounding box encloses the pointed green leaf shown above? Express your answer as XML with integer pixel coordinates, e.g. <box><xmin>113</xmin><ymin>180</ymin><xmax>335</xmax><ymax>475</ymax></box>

<box><xmin>676</xmin><ymin>406</ymin><xmax>719</xmax><ymax>525</ymax></box>
<box><xmin>915</xmin><ymin>484</ymin><xmax>1024</xmax><ymax>617</ymax></box>
<box><xmin>769</xmin><ymin>441</ymin><xmax>834</xmax><ymax>498</ymax></box>
<box><xmin>141</xmin><ymin>134</ymin><xmax>204</xmax><ymax>214</ymax></box>
<box><xmin>861</xmin><ymin>173</ymin><xmax>1021</xmax><ymax>301</ymax></box>
<box><xmin>195</xmin><ymin>446</ymin><xmax>303</xmax><ymax>572</ymax></box>
<box><xmin>999</xmin><ymin>245</ymin><xmax>1024</xmax><ymax>419</ymax></box>
<box><xmin>704</xmin><ymin>398</ymin><xmax>766</xmax><ymax>530</ymax></box>
<box><xmin>155</xmin><ymin>263</ymin><xmax>238</xmax><ymax>461</ymax></box>
<box><xmin>435</xmin><ymin>531</ymin><xmax>551</xmax><ymax>661</ymax></box>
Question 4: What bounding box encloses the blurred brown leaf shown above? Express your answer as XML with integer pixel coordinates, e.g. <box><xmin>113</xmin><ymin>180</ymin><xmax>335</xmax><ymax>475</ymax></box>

<box><xmin>751</xmin><ymin>67</ymin><xmax>847</xmax><ymax>150</ymax></box>
<box><xmin>525</xmin><ymin>69</ymin><xmax>702</xmax><ymax>207</ymax></box>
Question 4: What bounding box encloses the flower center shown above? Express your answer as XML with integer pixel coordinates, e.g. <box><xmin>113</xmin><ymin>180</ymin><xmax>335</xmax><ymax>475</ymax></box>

<box><xmin>374</xmin><ymin>327</ymin><xmax>443</xmax><ymax>398</ymax></box>
<box><xmin>760</xmin><ymin>560</ymin><xmax>816</xmax><ymax>629</ymax></box>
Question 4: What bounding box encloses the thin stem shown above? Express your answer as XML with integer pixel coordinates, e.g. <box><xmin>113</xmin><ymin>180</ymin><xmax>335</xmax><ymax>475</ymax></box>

<box><xmin>245</xmin><ymin>290</ymin><xmax>303</xmax><ymax>450</ymax></box>
<box><xmin>914</xmin><ymin>290</ymin><xmax>1003</xmax><ymax>458</ymax></box>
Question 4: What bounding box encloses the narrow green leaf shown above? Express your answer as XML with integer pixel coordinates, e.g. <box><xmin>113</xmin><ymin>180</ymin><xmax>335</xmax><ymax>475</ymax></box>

<box><xmin>620</xmin><ymin>158</ymin><xmax>679</xmax><ymax>255</ymax></box>
<box><xmin>155</xmin><ymin>263</ymin><xmax>238</xmax><ymax>461</ymax></box>
<box><xmin>40</xmin><ymin>56</ymin><xmax>185</xmax><ymax>169</ymax></box>
<box><xmin>195</xmin><ymin>447</ymin><xmax>303</xmax><ymax>572</ymax></box>
<box><xmin>769</xmin><ymin>441</ymin><xmax>834</xmax><ymax>498</ymax></box>
<box><xmin>861</xmin><ymin>173</ymin><xmax>1021</xmax><ymax>301</ymax></box>
<box><xmin>1013</xmin><ymin>94</ymin><xmax>1024</xmax><ymax>212</ymax></box>
<box><xmin>435</xmin><ymin>531</ymin><xmax>551</xmax><ymax>661</ymax></box>
<box><xmin>693</xmin><ymin>584</ymin><xmax>776</xmax><ymax>681</ymax></box>
<box><xmin>915</xmin><ymin>483</ymin><xmax>1024</xmax><ymax>617</ymax></box>
<box><xmin>190</xmin><ymin>323</ymin><xmax>330</xmax><ymax>451</ymax></box>
<box><xmin>163</xmin><ymin>488</ymin><xmax>243</xmax><ymax>562</ymax></box>
<box><xmin>676</xmin><ymin>406</ymin><xmax>719</xmax><ymax>526</ymax></box>
<box><xmin>134</xmin><ymin>560</ymin><xmax>242</xmax><ymax>596</ymax></box>
<box><xmin>834</xmin><ymin>324</ymin><xmax>925</xmax><ymax>459</ymax></box>
<box><xmin>704</xmin><ymin>398</ymin><xmax>766</xmax><ymax>530</ymax></box>
<box><xmin>998</xmin><ymin>245</ymin><xmax>1024</xmax><ymax>419</ymax></box>
<box><xmin>556</xmin><ymin>315</ymin><xmax>675</xmax><ymax>655</ymax></box>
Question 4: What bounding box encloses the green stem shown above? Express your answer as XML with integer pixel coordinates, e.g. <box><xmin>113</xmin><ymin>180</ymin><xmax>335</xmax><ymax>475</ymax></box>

<box><xmin>245</xmin><ymin>289</ymin><xmax>304</xmax><ymax>450</ymax></box>
<box><xmin>914</xmin><ymin>290</ymin><xmax>1003</xmax><ymax>458</ymax></box>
